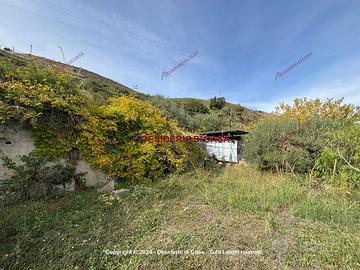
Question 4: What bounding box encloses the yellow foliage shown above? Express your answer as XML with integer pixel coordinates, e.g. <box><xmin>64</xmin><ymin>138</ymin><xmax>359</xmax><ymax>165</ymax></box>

<box><xmin>0</xmin><ymin>59</ymin><xmax>204</xmax><ymax>183</ymax></box>
<box><xmin>275</xmin><ymin>97</ymin><xmax>360</xmax><ymax>121</ymax></box>
<box><xmin>79</xmin><ymin>97</ymin><xmax>202</xmax><ymax>182</ymax></box>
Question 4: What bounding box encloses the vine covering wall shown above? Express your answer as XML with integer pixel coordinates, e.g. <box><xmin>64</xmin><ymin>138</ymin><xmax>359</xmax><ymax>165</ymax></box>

<box><xmin>0</xmin><ymin>59</ymin><xmax>204</xmax><ymax>183</ymax></box>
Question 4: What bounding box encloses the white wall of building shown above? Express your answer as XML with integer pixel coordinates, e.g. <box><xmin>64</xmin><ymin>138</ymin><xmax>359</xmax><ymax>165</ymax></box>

<box><xmin>205</xmin><ymin>140</ymin><xmax>238</xmax><ymax>163</ymax></box>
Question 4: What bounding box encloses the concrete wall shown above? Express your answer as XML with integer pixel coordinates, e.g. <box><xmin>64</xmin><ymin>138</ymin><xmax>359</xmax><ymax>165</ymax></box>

<box><xmin>0</xmin><ymin>125</ymin><xmax>111</xmax><ymax>189</ymax></box>
<box><xmin>0</xmin><ymin>126</ymin><xmax>34</xmax><ymax>181</ymax></box>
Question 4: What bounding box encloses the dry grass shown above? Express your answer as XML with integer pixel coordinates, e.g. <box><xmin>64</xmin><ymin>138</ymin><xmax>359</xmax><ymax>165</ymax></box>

<box><xmin>1</xmin><ymin>165</ymin><xmax>359</xmax><ymax>269</ymax></box>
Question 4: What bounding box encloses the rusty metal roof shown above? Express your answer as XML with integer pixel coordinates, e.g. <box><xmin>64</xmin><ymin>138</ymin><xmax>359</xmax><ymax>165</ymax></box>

<box><xmin>199</xmin><ymin>130</ymin><xmax>249</xmax><ymax>137</ymax></box>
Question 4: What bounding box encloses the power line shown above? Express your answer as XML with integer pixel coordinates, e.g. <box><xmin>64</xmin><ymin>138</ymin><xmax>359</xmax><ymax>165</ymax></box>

<box><xmin>1</xmin><ymin>0</ymin><xmax>289</xmax><ymax>90</ymax></box>
<box><xmin>37</xmin><ymin>0</ymin><xmax>285</xmax><ymax>86</ymax></box>
<box><xmin>0</xmin><ymin>0</ymin><xmax>310</xmax><ymax>100</ymax></box>
<box><xmin>0</xmin><ymin>1</ymin><xmax>148</xmax><ymax>58</ymax></box>
<box><xmin>32</xmin><ymin>0</ymin><xmax>219</xmax><ymax>71</ymax></box>
<box><xmin>37</xmin><ymin>0</ymin><xmax>224</xmax><ymax>71</ymax></box>
<box><xmin>0</xmin><ymin>0</ymin><xmax>214</xmax><ymax>77</ymax></box>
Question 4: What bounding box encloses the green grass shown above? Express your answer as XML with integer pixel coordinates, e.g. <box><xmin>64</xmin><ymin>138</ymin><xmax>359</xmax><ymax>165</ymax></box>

<box><xmin>1</xmin><ymin>165</ymin><xmax>359</xmax><ymax>269</ymax></box>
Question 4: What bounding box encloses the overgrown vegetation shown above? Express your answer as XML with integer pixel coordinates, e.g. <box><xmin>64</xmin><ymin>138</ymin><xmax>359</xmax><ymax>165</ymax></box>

<box><xmin>183</xmin><ymin>99</ymin><xmax>210</xmax><ymax>115</ymax></box>
<box><xmin>210</xmin><ymin>96</ymin><xmax>226</xmax><ymax>110</ymax></box>
<box><xmin>244</xmin><ymin>117</ymin><xmax>340</xmax><ymax>173</ymax></box>
<box><xmin>275</xmin><ymin>97</ymin><xmax>359</xmax><ymax>121</ymax></box>
<box><xmin>0</xmin><ymin>58</ymin><xmax>203</xmax><ymax>183</ymax></box>
<box><xmin>147</xmin><ymin>95</ymin><xmax>224</xmax><ymax>131</ymax></box>
<box><xmin>147</xmin><ymin>95</ymin><xmax>263</xmax><ymax>132</ymax></box>
<box><xmin>315</xmin><ymin>122</ymin><xmax>360</xmax><ymax>187</ymax></box>
<box><xmin>0</xmin><ymin>154</ymin><xmax>79</xmax><ymax>201</ymax></box>
<box><xmin>245</xmin><ymin>98</ymin><xmax>360</xmax><ymax>188</ymax></box>
<box><xmin>1</xmin><ymin>165</ymin><xmax>359</xmax><ymax>269</ymax></box>
<box><xmin>1</xmin><ymin>50</ymin><xmax>359</xmax><ymax>270</ymax></box>
<box><xmin>1</xmin><ymin>50</ymin><xmax>266</xmax><ymax>133</ymax></box>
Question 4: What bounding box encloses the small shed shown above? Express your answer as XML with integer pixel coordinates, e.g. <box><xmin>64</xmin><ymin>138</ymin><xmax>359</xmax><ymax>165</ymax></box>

<box><xmin>200</xmin><ymin>130</ymin><xmax>248</xmax><ymax>163</ymax></box>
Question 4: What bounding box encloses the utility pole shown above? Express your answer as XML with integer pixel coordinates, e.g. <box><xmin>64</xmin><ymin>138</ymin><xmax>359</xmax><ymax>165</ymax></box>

<box><xmin>30</xmin><ymin>44</ymin><xmax>32</xmax><ymax>55</ymax></box>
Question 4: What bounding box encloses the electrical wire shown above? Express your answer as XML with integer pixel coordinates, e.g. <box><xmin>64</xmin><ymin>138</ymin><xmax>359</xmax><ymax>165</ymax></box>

<box><xmin>0</xmin><ymin>0</ymin><xmax>312</xmax><ymax>102</ymax></box>
<box><xmin>35</xmin><ymin>0</ymin><xmax>224</xmax><ymax>71</ymax></box>
<box><xmin>31</xmin><ymin>0</ymin><xmax>291</xmax><ymax>87</ymax></box>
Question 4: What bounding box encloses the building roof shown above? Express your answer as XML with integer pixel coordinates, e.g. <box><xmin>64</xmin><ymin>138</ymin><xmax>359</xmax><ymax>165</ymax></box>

<box><xmin>199</xmin><ymin>130</ymin><xmax>249</xmax><ymax>137</ymax></box>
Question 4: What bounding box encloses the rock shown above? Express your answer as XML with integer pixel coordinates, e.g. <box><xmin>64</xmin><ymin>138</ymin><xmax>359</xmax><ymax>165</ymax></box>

<box><xmin>111</xmin><ymin>189</ymin><xmax>130</xmax><ymax>196</ymax></box>
<box><xmin>97</xmin><ymin>180</ymin><xmax>115</xmax><ymax>193</ymax></box>
<box><xmin>53</xmin><ymin>180</ymin><xmax>75</xmax><ymax>191</ymax></box>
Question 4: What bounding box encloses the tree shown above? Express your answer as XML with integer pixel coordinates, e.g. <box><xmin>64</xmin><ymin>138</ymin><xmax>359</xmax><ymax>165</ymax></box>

<box><xmin>210</xmin><ymin>97</ymin><xmax>226</xmax><ymax>110</ymax></box>
<box><xmin>275</xmin><ymin>97</ymin><xmax>360</xmax><ymax>121</ymax></box>
<box><xmin>184</xmin><ymin>99</ymin><xmax>209</xmax><ymax>115</ymax></box>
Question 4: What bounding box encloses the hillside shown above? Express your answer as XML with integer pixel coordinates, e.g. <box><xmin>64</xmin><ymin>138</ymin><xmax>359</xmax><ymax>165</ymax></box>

<box><xmin>172</xmin><ymin>97</ymin><xmax>267</xmax><ymax>130</ymax></box>
<box><xmin>0</xmin><ymin>49</ymin><xmax>266</xmax><ymax>132</ymax></box>
<box><xmin>0</xmin><ymin>49</ymin><xmax>144</xmax><ymax>102</ymax></box>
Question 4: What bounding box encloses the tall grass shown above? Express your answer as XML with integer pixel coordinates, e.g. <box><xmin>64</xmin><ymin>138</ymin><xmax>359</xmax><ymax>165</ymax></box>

<box><xmin>1</xmin><ymin>164</ymin><xmax>359</xmax><ymax>269</ymax></box>
<box><xmin>186</xmin><ymin>164</ymin><xmax>360</xmax><ymax>230</ymax></box>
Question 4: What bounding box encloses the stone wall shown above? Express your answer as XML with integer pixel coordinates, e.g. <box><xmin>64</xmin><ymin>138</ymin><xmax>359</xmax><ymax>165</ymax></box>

<box><xmin>0</xmin><ymin>125</ymin><xmax>112</xmax><ymax>189</ymax></box>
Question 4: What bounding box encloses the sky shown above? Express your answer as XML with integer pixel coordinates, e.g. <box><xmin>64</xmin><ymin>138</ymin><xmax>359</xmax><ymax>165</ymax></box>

<box><xmin>1</xmin><ymin>0</ymin><xmax>360</xmax><ymax>112</ymax></box>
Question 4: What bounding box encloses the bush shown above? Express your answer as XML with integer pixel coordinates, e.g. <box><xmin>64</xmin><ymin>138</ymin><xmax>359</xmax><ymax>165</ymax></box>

<box><xmin>147</xmin><ymin>96</ymin><xmax>190</xmax><ymax>127</ymax></box>
<box><xmin>0</xmin><ymin>61</ymin><xmax>204</xmax><ymax>183</ymax></box>
<box><xmin>0</xmin><ymin>154</ymin><xmax>79</xmax><ymax>200</ymax></box>
<box><xmin>210</xmin><ymin>97</ymin><xmax>226</xmax><ymax>110</ymax></box>
<box><xmin>275</xmin><ymin>97</ymin><xmax>359</xmax><ymax>121</ymax></box>
<box><xmin>244</xmin><ymin>117</ymin><xmax>340</xmax><ymax>173</ymax></box>
<box><xmin>315</xmin><ymin>122</ymin><xmax>360</xmax><ymax>187</ymax></box>
<box><xmin>148</xmin><ymin>96</ymin><xmax>224</xmax><ymax>132</ymax></box>
<box><xmin>184</xmin><ymin>99</ymin><xmax>209</xmax><ymax>115</ymax></box>
<box><xmin>192</xmin><ymin>113</ymin><xmax>223</xmax><ymax>131</ymax></box>
<box><xmin>77</xmin><ymin>96</ymin><xmax>205</xmax><ymax>182</ymax></box>
<box><xmin>0</xmin><ymin>59</ymin><xmax>86</xmax><ymax>128</ymax></box>
<box><xmin>234</xmin><ymin>105</ymin><xmax>245</xmax><ymax>113</ymax></box>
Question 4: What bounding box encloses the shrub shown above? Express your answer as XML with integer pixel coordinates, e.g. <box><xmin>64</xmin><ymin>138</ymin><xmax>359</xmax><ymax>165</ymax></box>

<box><xmin>183</xmin><ymin>99</ymin><xmax>209</xmax><ymax>115</ymax></box>
<box><xmin>210</xmin><ymin>97</ymin><xmax>226</xmax><ymax>110</ymax></box>
<box><xmin>147</xmin><ymin>96</ymin><xmax>190</xmax><ymax>127</ymax></box>
<box><xmin>315</xmin><ymin>122</ymin><xmax>360</xmax><ymax>187</ymax></box>
<box><xmin>255</xmin><ymin>97</ymin><xmax>360</xmax><ymax>187</ymax></box>
<box><xmin>275</xmin><ymin>97</ymin><xmax>360</xmax><ymax>121</ymax></box>
<box><xmin>77</xmin><ymin>96</ymin><xmax>204</xmax><ymax>182</ymax></box>
<box><xmin>234</xmin><ymin>105</ymin><xmax>245</xmax><ymax>113</ymax></box>
<box><xmin>147</xmin><ymin>96</ymin><xmax>224</xmax><ymax>132</ymax></box>
<box><xmin>192</xmin><ymin>113</ymin><xmax>223</xmax><ymax>131</ymax></box>
<box><xmin>244</xmin><ymin>117</ymin><xmax>340</xmax><ymax>173</ymax></box>
<box><xmin>0</xmin><ymin>59</ymin><xmax>86</xmax><ymax>128</ymax></box>
<box><xmin>0</xmin><ymin>60</ymin><xmax>204</xmax><ymax>184</ymax></box>
<box><xmin>0</xmin><ymin>154</ymin><xmax>79</xmax><ymax>200</ymax></box>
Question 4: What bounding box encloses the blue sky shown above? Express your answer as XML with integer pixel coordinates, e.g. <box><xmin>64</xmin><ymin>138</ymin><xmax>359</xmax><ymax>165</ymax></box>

<box><xmin>1</xmin><ymin>0</ymin><xmax>360</xmax><ymax>112</ymax></box>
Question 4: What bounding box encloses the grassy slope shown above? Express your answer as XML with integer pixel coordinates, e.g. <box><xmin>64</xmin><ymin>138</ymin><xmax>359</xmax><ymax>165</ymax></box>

<box><xmin>1</xmin><ymin>165</ymin><xmax>359</xmax><ymax>269</ymax></box>
<box><xmin>0</xmin><ymin>49</ymin><xmax>266</xmax><ymax>130</ymax></box>
<box><xmin>173</xmin><ymin>98</ymin><xmax>268</xmax><ymax>130</ymax></box>
<box><xmin>0</xmin><ymin>49</ymin><xmax>145</xmax><ymax>102</ymax></box>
